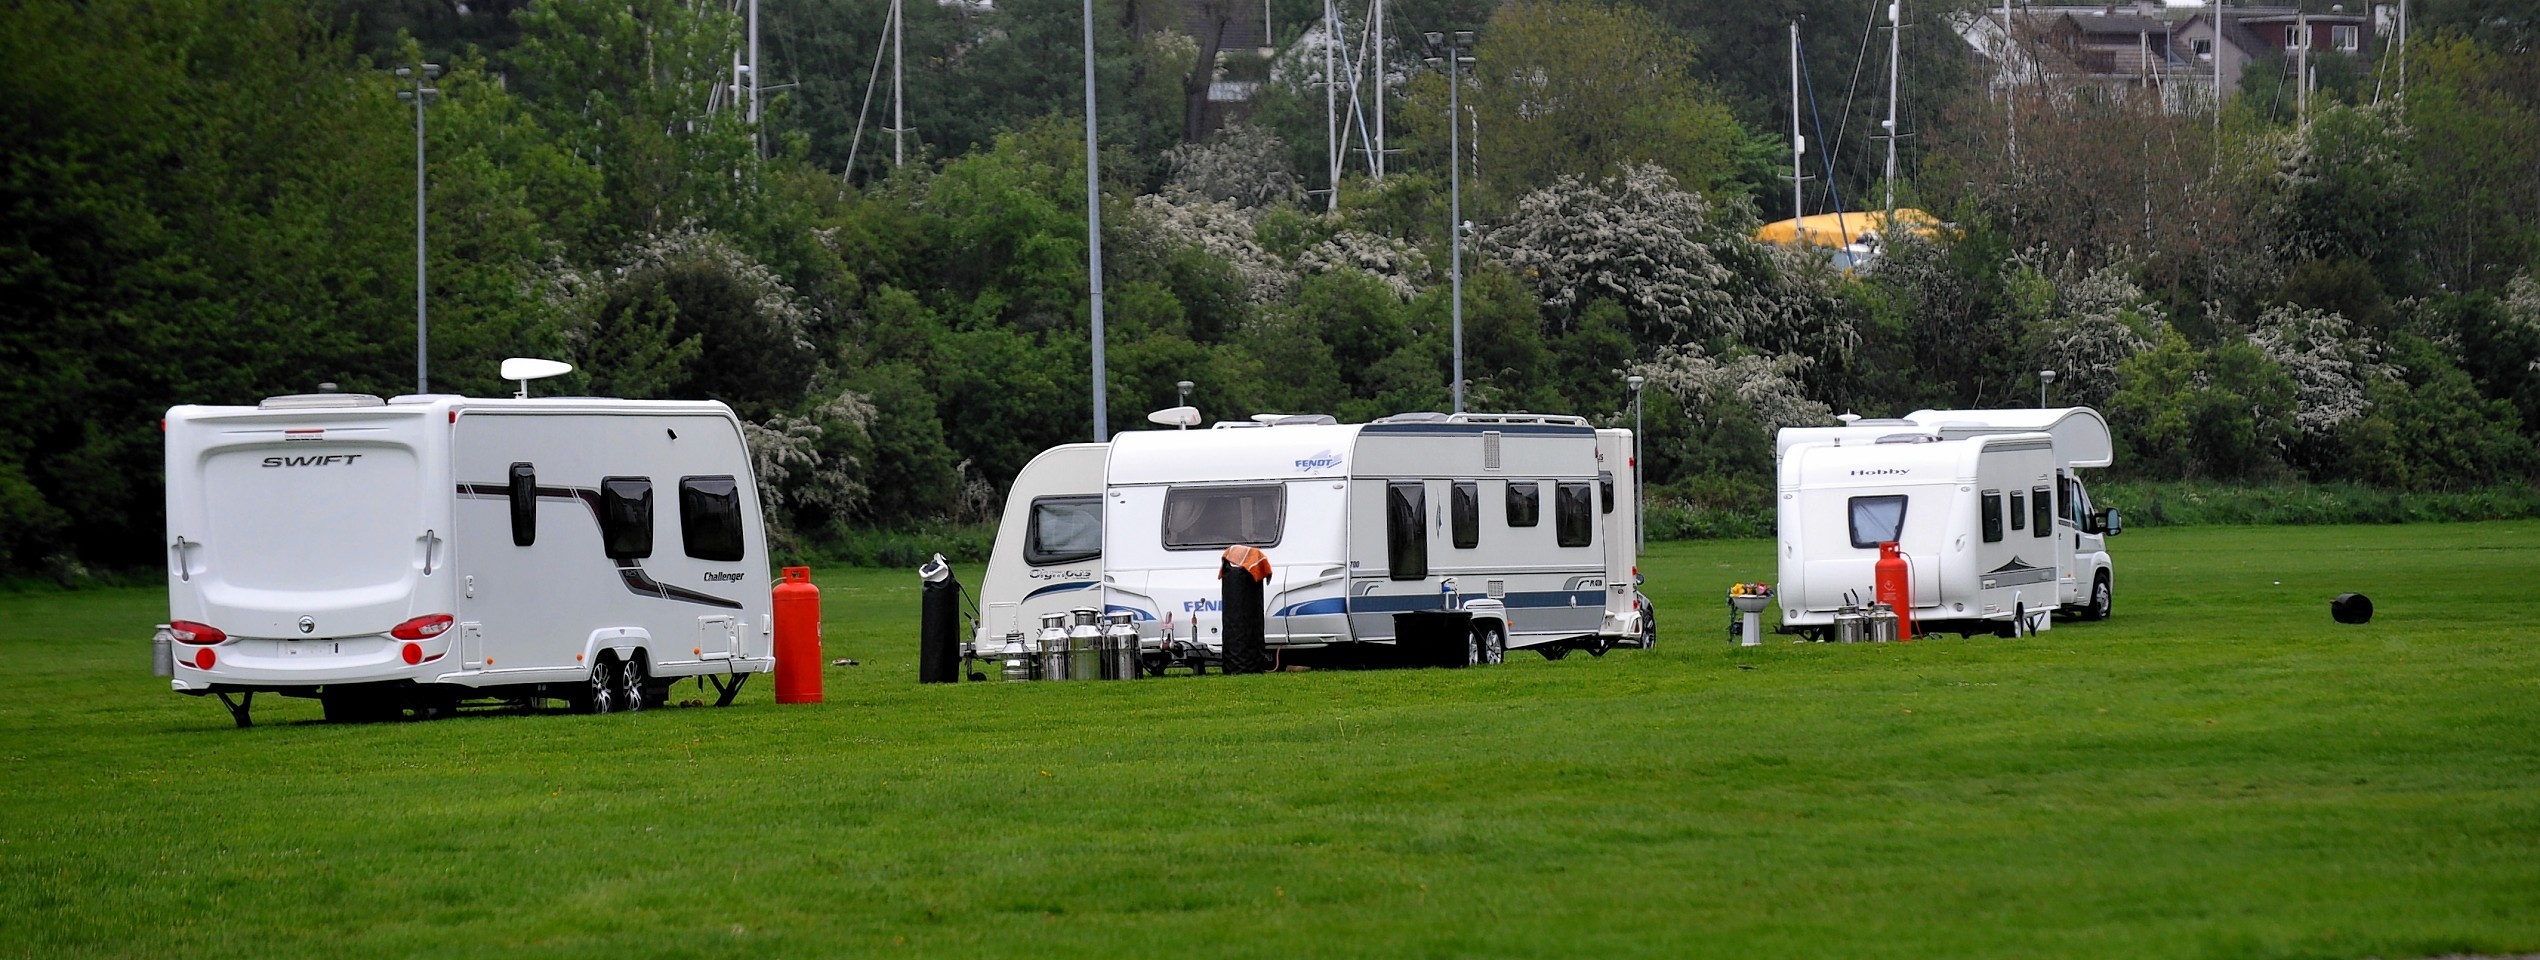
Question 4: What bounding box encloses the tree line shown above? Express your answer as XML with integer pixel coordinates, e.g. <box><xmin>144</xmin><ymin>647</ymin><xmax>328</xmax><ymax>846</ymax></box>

<box><xmin>3</xmin><ymin>0</ymin><xmax>2536</xmax><ymax>579</ymax></box>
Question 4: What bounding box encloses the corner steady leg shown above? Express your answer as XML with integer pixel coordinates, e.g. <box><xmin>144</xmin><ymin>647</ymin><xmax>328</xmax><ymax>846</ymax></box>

<box><xmin>216</xmin><ymin>691</ymin><xmax>255</xmax><ymax>728</ymax></box>
<box><xmin>707</xmin><ymin>673</ymin><xmax>750</xmax><ymax>707</ymax></box>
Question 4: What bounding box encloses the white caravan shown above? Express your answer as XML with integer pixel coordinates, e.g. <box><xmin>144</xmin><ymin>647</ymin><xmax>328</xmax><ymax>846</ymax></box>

<box><xmin>972</xmin><ymin>413</ymin><xmax>1651</xmax><ymax>670</ymax></box>
<box><xmin>1774</xmin><ymin>407</ymin><xmax>2122</xmax><ymax>639</ymax></box>
<box><xmin>162</xmin><ymin>391</ymin><xmax>774</xmax><ymax>724</ymax></box>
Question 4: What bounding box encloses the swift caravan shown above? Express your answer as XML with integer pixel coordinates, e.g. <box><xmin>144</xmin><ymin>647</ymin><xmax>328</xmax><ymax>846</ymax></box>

<box><xmin>971</xmin><ymin>413</ymin><xmax>1652</xmax><ymax>672</ymax></box>
<box><xmin>1774</xmin><ymin>407</ymin><xmax>2121</xmax><ymax>639</ymax></box>
<box><xmin>161</xmin><ymin>390</ymin><xmax>774</xmax><ymax>725</ymax></box>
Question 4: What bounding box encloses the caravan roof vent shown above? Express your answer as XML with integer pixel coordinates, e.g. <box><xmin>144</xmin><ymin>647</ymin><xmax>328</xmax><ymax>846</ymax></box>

<box><xmin>1372</xmin><ymin>411</ymin><xmax>1452</xmax><ymax>424</ymax></box>
<box><xmin>1264</xmin><ymin>414</ymin><xmax>1337</xmax><ymax>426</ymax></box>
<box><xmin>1873</xmin><ymin>432</ymin><xmax>1944</xmax><ymax>444</ymax></box>
<box><xmin>259</xmin><ymin>393</ymin><xmax>387</xmax><ymax>410</ymax></box>
<box><xmin>1854</xmin><ymin>418</ymin><xmax>1917</xmax><ymax>426</ymax></box>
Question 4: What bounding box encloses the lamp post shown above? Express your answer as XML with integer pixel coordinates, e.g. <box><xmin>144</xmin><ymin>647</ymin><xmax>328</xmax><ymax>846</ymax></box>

<box><xmin>1177</xmin><ymin>380</ymin><xmax>1194</xmax><ymax>430</ymax></box>
<box><xmin>2038</xmin><ymin>369</ymin><xmax>2057</xmax><ymax>408</ymax></box>
<box><xmin>1627</xmin><ymin>374</ymin><xmax>1646</xmax><ymax>551</ymax></box>
<box><xmin>396</xmin><ymin>63</ymin><xmax>441</xmax><ymax>396</ymax></box>
<box><xmin>1083</xmin><ymin>0</ymin><xmax>1108</xmax><ymax>441</ymax></box>
<box><xmin>1423</xmin><ymin>31</ymin><xmax>1474</xmax><ymax>414</ymax></box>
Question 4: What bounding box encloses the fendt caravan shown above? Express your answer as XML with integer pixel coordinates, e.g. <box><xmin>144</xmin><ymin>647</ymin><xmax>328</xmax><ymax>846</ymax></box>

<box><xmin>970</xmin><ymin>412</ymin><xmax>1653</xmax><ymax>673</ymax></box>
<box><xmin>161</xmin><ymin>388</ymin><xmax>775</xmax><ymax>725</ymax></box>
<box><xmin>1774</xmin><ymin>407</ymin><xmax>2122</xmax><ymax>639</ymax></box>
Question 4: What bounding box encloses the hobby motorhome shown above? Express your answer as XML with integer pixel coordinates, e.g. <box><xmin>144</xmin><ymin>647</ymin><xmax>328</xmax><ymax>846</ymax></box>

<box><xmin>161</xmin><ymin>391</ymin><xmax>774</xmax><ymax>725</ymax></box>
<box><xmin>1774</xmin><ymin>407</ymin><xmax>2122</xmax><ymax>639</ymax></box>
<box><xmin>970</xmin><ymin>412</ymin><xmax>1652</xmax><ymax>673</ymax></box>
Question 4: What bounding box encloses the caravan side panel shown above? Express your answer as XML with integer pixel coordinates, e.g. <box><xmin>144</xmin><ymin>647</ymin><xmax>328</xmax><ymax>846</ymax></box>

<box><xmin>973</xmin><ymin>444</ymin><xmax>1109</xmax><ymax>652</ymax></box>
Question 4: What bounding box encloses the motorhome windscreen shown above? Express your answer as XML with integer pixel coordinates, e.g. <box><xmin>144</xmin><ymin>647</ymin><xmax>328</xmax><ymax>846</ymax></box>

<box><xmin>1847</xmin><ymin>495</ymin><xmax>1908</xmax><ymax>549</ymax></box>
<box><xmin>1026</xmin><ymin>496</ymin><xmax>1102</xmax><ymax>564</ymax></box>
<box><xmin>1162</xmin><ymin>485</ymin><xmax>1284</xmax><ymax>549</ymax></box>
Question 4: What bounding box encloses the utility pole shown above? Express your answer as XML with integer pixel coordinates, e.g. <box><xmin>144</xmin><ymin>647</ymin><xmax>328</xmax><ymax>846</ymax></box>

<box><xmin>1373</xmin><ymin>0</ymin><xmax>1386</xmax><ymax>180</ymax></box>
<box><xmin>2003</xmin><ymin>0</ymin><xmax>2015</xmax><ymax>164</ymax></box>
<box><xmin>2296</xmin><ymin>10</ymin><xmax>2309</xmax><ymax>128</ymax></box>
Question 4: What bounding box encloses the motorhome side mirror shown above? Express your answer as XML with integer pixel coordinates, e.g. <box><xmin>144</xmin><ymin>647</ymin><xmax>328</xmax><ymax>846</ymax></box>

<box><xmin>2100</xmin><ymin>508</ymin><xmax>2122</xmax><ymax>537</ymax></box>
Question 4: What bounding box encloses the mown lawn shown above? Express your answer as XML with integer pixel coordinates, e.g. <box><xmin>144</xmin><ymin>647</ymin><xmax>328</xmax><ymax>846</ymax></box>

<box><xmin>2</xmin><ymin>523</ymin><xmax>2535</xmax><ymax>959</ymax></box>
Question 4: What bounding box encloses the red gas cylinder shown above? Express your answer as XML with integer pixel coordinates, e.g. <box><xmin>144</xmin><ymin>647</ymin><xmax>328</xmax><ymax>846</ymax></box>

<box><xmin>1875</xmin><ymin>542</ymin><xmax>1915</xmax><ymax>641</ymax></box>
<box><xmin>773</xmin><ymin>566</ymin><xmax>822</xmax><ymax>703</ymax></box>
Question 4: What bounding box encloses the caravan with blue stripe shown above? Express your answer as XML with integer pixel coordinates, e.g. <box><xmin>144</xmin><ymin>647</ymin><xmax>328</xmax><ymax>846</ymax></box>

<box><xmin>969</xmin><ymin>411</ymin><xmax>1657</xmax><ymax>672</ymax></box>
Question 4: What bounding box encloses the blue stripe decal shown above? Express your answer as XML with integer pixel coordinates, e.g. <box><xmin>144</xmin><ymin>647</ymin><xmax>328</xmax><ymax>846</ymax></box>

<box><xmin>1273</xmin><ymin>598</ymin><xmax>1347</xmax><ymax>617</ymax></box>
<box><xmin>1023</xmin><ymin>581</ymin><xmax>1100</xmax><ymax>601</ymax></box>
<box><xmin>1103</xmin><ymin>604</ymin><xmax>1155</xmax><ymax>621</ymax></box>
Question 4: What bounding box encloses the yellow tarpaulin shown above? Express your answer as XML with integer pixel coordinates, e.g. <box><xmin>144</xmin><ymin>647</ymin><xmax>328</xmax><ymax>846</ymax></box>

<box><xmin>1753</xmin><ymin>209</ymin><xmax>1941</xmax><ymax>247</ymax></box>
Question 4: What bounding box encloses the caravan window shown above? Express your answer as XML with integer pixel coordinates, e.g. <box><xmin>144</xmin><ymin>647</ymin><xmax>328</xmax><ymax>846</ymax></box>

<box><xmin>1451</xmin><ymin>481</ymin><xmax>1480</xmax><ymax>549</ymax></box>
<box><xmin>679</xmin><ymin>476</ymin><xmax>746</xmax><ymax>561</ymax></box>
<box><xmin>1162</xmin><ymin>485</ymin><xmax>1284</xmax><ymax>549</ymax></box>
<box><xmin>1505</xmin><ymin>481</ymin><xmax>1541</xmax><ymax>527</ymax></box>
<box><xmin>507</xmin><ymin>462</ymin><xmax>537</xmax><ymax>547</ymax></box>
<box><xmin>1599</xmin><ymin>471</ymin><xmax>1615</xmax><ymax>514</ymax></box>
<box><xmin>2010</xmin><ymin>491</ymin><xmax>2027</xmax><ymax>531</ymax></box>
<box><xmin>1386</xmin><ymin>481</ymin><xmax>1427</xmax><ymax>580</ymax></box>
<box><xmin>1027</xmin><ymin>496</ymin><xmax>1103</xmax><ymax>565</ymax></box>
<box><xmin>2032</xmin><ymin>486</ymin><xmax>2054</xmax><ymax>538</ymax></box>
<box><xmin>1847</xmin><ymin>495</ymin><xmax>1908</xmax><ymax>549</ymax></box>
<box><xmin>600</xmin><ymin>477</ymin><xmax>653</xmax><ymax>559</ymax></box>
<box><xmin>1555</xmin><ymin>482</ymin><xmax>1595</xmax><ymax>547</ymax></box>
<box><xmin>1981</xmin><ymin>490</ymin><xmax>2005</xmax><ymax>543</ymax></box>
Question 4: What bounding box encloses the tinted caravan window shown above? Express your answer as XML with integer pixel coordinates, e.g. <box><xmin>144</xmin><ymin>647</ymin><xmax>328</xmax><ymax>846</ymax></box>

<box><xmin>1026</xmin><ymin>496</ymin><xmax>1102</xmax><ymax>565</ymax></box>
<box><xmin>1599</xmin><ymin>471</ymin><xmax>1615</xmax><ymax>514</ymax></box>
<box><xmin>600</xmin><ymin>477</ymin><xmax>653</xmax><ymax>559</ymax></box>
<box><xmin>1451</xmin><ymin>481</ymin><xmax>1480</xmax><ymax>549</ymax></box>
<box><xmin>679</xmin><ymin>476</ymin><xmax>745</xmax><ymax>561</ymax></box>
<box><xmin>1555</xmin><ymin>481</ymin><xmax>1595</xmax><ymax>547</ymax></box>
<box><xmin>1848</xmin><ymin>495</ymin><xmax>1907</xmax><ymax>549</ymax></box>
<box><xmin>2032</xmin><ymin>486</ymin><xmax>2054</xmax><ymax>538</ymax></box>
<box><xmin>1981</xmin><ymin>490</ymin><xmax>2005</xmax><ymax>543</ymax></box>
<box><xmin>1505</xmin><ymin>480</ymin><xmax>1540</xmax><ymax>527</ymax></box>
<box><xmin>1162</xmin><ymin>485</ymin><xmax>1284</xmax><ymax>549</ymax></box>
<box><xmin>508</xmin><ymin>462</ymin><xmax>536</xmax><ymax>546</ymax></box>
<box><xmin>2010</xmin><ymin>491</ymin><xmax>2028</xmax><ymax>531</ymax></box>
<box><xmin>1386</xmin><ymin>481</ymin><xmax>1427</xmax><ymax>580</ymax></box>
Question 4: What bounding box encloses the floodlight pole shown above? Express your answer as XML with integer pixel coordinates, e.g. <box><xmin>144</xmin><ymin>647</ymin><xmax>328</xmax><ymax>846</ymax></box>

<box><xmin>1424</xmin><ymin>31</ymin><xmax>1473</xmax><ymax>414</ymax></box>
<box><xmin>1085</xmin><ymin>0</ymin><xmax>1108</xmax><ymax>441</ymax></box>
<box><xmin>1177</xmin><ymin>380</ymin><xmax>1194</xmax><ymax>430</ymax></box>
<box><xmin>2038</xmin><ymin>369</ymin><xmax>2056</xmax><ymax>408</ymax></box>
<box><xmin>396</xmin><ymin>63</ymin><xmax>441</xmax><ymax>396</ymax></box>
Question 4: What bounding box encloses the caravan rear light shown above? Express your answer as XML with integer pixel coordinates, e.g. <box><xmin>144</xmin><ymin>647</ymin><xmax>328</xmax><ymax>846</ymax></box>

<box><xmin>401</xmin><ymin>643</ymin><xmax>423</xmax><ymax>665</ymax></box>
<box><xmin>169</xmin><ymin>620</ymin><xmax>226</xmax><ymax>645</ymax></box>
<box><xmin>391</xmin><ymin>614</ymin><xmax>454</xmax><ymax>640</ymax></box>
<box><xmin>193</xmin><ymin>648</ymin><xmax>216</xmax><ymax>670</ymax></box>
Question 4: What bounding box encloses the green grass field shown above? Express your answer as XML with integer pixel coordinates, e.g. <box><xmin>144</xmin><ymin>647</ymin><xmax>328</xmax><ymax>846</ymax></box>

<box><xmin>3</xmin><ymin>523</ymin><xmax>2536</xmax><ymax>959</ymax></box>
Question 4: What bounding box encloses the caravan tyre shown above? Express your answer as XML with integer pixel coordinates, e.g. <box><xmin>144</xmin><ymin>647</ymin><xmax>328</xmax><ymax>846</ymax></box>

<box><xmin>616</xmin><ymin>657</ymin><xmax>647</xmax><ymax>713</ymax></box>
<box><xmin>2082</xmin><ymin>574</ymin><xmax>2113</xmax><ymax>621</ymax></box>
<box><xmin>1475</xmin><ymin>623</ymin><xmax>1506</xmax><ymax>665</ymax></box>
<box><xmin>1639</xmin><ymin>600</ymin><xmax>1658</xmax><ymax>649</ymax></box>
<box><xmin>579</xmin><ymin>658</ymin><xmax>617</xmax><ymax>714</ymax></box>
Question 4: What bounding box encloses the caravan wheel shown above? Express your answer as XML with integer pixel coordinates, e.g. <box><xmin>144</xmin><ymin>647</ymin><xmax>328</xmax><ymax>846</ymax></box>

<box><xmin>1474</xmin><ymin>623</ymin><xmax>1506</xmax><ymax>665</ymax></box>
<box><xmin>615</xmin><ymin>657</ymin><xmax>648</xmax><ymax>713</ymax></box>
<box><xmin>578</xmin><ymin>658</ymin><xmax>618</xmax><ymax>714</ymax></box>
<box><xmin>1639</xmin><ymin>600</ymin><xmax>1658</xmax><ymax>649</ymax></box>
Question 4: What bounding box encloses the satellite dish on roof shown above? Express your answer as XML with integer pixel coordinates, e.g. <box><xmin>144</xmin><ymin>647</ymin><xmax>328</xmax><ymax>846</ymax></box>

<box><xmin>501</xmin><ymin>357</ymin><xmax>574</xmax><ymax>398</ymax></box>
